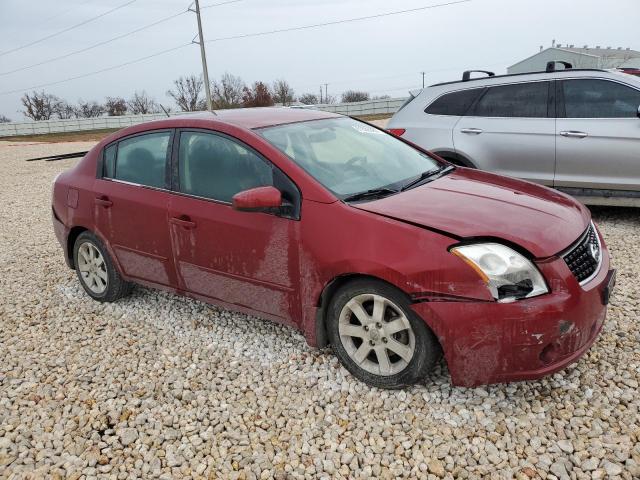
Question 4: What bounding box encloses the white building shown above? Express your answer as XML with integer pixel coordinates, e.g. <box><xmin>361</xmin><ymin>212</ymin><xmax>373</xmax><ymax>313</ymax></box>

<box><xmin>508</xmin><ymin>43</ymin><xmax>640</xmax><ymax>74</ymax></box>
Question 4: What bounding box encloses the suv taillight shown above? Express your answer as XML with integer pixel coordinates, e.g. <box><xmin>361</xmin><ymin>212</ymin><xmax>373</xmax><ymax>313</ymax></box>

<box><xmin>388</xmin><ymin>128</ymin><xmax>406</xmax><ymax>137</ymax></box>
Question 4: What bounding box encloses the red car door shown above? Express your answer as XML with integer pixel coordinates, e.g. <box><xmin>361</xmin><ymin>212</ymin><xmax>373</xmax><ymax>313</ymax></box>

<box><xmin>93</xmin><ymin>130</ymin><xmax>178</xmax><ymax>287</ymax></box>
<box><xmin>167</xmin><ymin>130</ymin><xmax>302</xmax><ymax>324</ymax></box>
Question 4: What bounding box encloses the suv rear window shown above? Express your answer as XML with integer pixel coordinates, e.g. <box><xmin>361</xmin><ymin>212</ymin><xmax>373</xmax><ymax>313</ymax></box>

<box><xmin>472</xmin><ymin>82</ymin><xmax>549</xmax><ymax>118</ymax></box>
<box><xmin>425</xmin><ymin>88</ymin><xmax>484</xmax><ymax>116</ymax></box>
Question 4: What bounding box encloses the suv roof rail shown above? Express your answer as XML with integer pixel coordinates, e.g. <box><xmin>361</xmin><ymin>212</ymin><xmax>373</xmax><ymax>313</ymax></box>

<box><xmin>462</xmin><ymin>70</ymin><xmax>495</xmax><ymax>81</ymax></box>
<box><xmin>546</xmin><ymin>61</ymin><xmax>573</xmax><ymax>72</ymax></box>
<box><xmin>429</xmin><ymin>68</ymin><xmax>607</xmax><ymax>88</ymax></box>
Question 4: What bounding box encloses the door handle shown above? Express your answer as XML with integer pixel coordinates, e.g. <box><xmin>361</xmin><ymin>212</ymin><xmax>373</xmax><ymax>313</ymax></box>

<box><xmin>94</xmin><ymin>196</ymin><xmax>113</xmax><ymax>208</ymax></box>
<box><xmin>170</xmin><ymin>216</ymin><xmax>196</xmax><ymax>229</ymax></box>
<box><xmin>460</xmin><ymin>128</ymin><xmax>483</xmax><ymax>135</ymax></box>
<box><xmin>560</xmin><ymin>131</ymin><xmax>588</xmax><ymax>138</ymax></box>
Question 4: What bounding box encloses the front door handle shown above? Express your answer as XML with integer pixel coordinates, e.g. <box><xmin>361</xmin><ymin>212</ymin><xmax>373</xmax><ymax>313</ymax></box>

<box><xmin>170</xmin><ymin>216</ymin><xmax>196</xmax><ymax>229</ymax></box>
<box><xmin>94</xmin><ymin>196</ymin><xmax>113</xmax><ymax>208</ymax></box>
<box><xmin>560</xmin><ymin>131</ymin><xmax>588</xmax><ymax>138</ymax></box>
<box><xmin>460</xmin><ymin>128</ymin><xmax>483</xmax><ymax>135</ymax></box>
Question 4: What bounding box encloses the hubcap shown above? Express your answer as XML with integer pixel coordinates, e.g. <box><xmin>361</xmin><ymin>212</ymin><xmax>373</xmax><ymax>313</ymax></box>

<box><xmin>338</xmin><ymin>293</ymin><xmax>415</xmax><ymax>376</ymax></box>
<box><xmin>77</xmin><ymin>242</ymin><xmax>108</xmax><ymax>294</ymax></box>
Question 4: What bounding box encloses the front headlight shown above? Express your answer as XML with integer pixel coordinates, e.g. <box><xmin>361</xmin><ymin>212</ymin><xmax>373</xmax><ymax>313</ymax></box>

<box><xmin>451</xmin><ymin>243</ymin><xmax>548</xmax><ymax>302</ymax></box>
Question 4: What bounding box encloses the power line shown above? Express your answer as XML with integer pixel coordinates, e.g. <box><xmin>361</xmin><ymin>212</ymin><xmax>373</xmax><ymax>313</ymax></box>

<box><xmin>0</xmin><ymin>43</ymin><xmax>191</xmax><ymax>96</ymax></box>
<box><xmin>34</xmin><ymin>0</ymin><xmax>96</xmax><ymax>29</ymax></box>
<box><xmin>206</xmin><ymin>0</ymin><xmax>472</xmax><ymax>43</ymax></box>
<box><xmin>200</xmin><ymin>0</ymin><xmax>244</xmax><ymax>10</ymax></box>
<box><xmin>0</xmin><ymin>0</ymin><xmax>138</xmax><ymax>57</ymax></box>
<box><xmin>0</xmin><ymin>0</ymin><xmax>474</xmax><ymax>96</ymax></box>
<box><xmin>0</xmin><ymin>10</ymin><xmax>188</xmax><ymax>76</ymax></box>
<box><xmin>0</xmin><ymin>0</ymin><xmax>246</xmax><ymax>76</ymax></box>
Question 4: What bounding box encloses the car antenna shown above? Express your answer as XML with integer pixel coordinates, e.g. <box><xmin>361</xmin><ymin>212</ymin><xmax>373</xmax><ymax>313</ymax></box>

<box><xmin>159</xmin><ymin>104</ymin><xmax>171</xmax><ymax>118</ymax></box>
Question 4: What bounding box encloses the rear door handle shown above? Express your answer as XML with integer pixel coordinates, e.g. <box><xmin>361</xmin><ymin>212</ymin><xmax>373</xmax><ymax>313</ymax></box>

<box><xmin>170</xmin><ymin>216</ymin><xmax>196</xmax><ymax>229</ymax></box>
<box><xmin>460</xmin><ymin>128</ymin><xmax>483</xmax><ymax>135</ymax></box>
<box><xmin>560</xmin><ymin>131</ymin><xmax>588</xmax><ymax>138</ymax></box>
<box><xmin>94</xmin><ymin>196</ymin><xmax>113</xmax><ymax>208</ymax></box>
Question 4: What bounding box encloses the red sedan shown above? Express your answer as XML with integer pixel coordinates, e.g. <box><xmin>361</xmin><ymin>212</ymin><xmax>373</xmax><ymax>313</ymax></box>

<box><xmin>52</xmin><ymin>108</ymin><xmax>615</xmax><ymax>388</ymax></box>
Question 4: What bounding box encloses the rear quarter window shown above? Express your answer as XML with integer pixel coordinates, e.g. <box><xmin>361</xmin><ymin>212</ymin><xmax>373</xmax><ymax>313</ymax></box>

<box><xmin>425</xmin><ymin>88</ymin><xmax>484</xmax><ymax>116</ymax></box>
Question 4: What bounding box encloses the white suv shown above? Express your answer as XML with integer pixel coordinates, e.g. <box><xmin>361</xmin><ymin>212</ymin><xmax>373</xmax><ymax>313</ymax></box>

<box><xmin>387</xmin><ymin>66</ymin><xmax>640</xmax><ymax>206</ymax></box>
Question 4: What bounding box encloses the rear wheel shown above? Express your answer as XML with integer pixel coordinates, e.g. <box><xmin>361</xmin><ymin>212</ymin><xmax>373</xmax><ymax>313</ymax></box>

<box><xmin>326</xmin><ymin>279</ymin><xmax>441</xmax><ymax>388</ymax></box>
<box><xmin>73</xmin><ymin>231</ymin><xmax>132</xmax><ymax>302</ymax></box>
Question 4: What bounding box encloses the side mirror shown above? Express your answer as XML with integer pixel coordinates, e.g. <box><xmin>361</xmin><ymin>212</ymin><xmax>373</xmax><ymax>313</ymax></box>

<box><xmin>637</xmin><ymin>105</ymin><xmax>640</xmax><ymax>119</ymax></box>
<box><xmin>232</xmin><ymin>186</ymin><xmax>282</xmax><ymax>213</ymax></box>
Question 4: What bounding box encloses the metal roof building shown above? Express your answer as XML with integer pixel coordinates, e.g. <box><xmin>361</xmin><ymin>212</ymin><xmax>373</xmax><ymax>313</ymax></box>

<box><xmin>508</xmin><ymin>44</ymin><xmax>640</xmax><ymax>74</ymax></box>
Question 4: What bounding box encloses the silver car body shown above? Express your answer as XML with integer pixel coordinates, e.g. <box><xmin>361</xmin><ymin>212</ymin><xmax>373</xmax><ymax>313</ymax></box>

<box><xmin>387</xmin><ymin>69</ymin><xmax>640</xmax><ymax>206</ymax></box>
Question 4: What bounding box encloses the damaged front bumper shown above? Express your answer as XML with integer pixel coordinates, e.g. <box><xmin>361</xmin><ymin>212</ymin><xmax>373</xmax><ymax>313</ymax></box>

<box><xmin>412</xmin><ymin>246</ymin><xmax>612</xmax><ymax>387</ymax></box>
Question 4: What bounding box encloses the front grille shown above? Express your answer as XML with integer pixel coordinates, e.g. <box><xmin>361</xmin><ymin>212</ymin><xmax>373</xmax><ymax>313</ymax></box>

<box><xmin>562</xmin><ymin>223</ymin><xmax>601</xmax><ymax>284</ymax></box>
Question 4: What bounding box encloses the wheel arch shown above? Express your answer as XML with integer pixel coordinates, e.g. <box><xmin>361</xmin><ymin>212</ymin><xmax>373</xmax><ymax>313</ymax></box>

<box><xmin>66</xmin><ymin>225</ymin><xmax>90</xmax><ymax>269</ymax></box>
<box><xmin>314</xmin><ymin>273</ymin><xmax>413</xmax><ymax>349</ymax></box>
<box><xmin>432</xmin><ymin>150</ymin><xmax>476</xmax><ymax>168</ymax></box>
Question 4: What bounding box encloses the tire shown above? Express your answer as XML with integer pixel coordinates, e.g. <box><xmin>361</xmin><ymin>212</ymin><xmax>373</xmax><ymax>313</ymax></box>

<box><xmin>326</xmin><ymin>279</ymin><xmax>441</xmax><ymax>389</ymax></box>
<box><xmin>73</xmin><ymin>231</ymin><xmax>132</xmax><ymax>302</ymax></box>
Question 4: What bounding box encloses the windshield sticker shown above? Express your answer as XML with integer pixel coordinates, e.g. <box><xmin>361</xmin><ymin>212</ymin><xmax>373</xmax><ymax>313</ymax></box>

<box><xmin>351</xmin><ymin>124</ymin><xmax>384</xmax><ymax>135</ymax></box>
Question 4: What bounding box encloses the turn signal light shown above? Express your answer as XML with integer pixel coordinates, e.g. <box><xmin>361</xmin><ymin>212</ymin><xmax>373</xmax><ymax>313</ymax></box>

<box><xmin>387</xmin><ymin>128</ymin><xmax>406</xmax><ymax>137</ymax></box>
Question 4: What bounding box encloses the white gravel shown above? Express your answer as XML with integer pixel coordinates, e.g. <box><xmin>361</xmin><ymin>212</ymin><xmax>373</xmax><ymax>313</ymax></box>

<box><xmin>1</xmin><ymin>140</ymin><xmax>639</xmax><ymax>479</ymax></box>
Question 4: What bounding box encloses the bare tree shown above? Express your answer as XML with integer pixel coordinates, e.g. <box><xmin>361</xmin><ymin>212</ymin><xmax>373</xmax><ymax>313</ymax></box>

<box><xmin>242</xmin><ymin>82</ymin><xmax>274</xmax><ymax>107</ymax></box>
<box><xmin>76</xmin><ymin>100</ymin><xmax>104</xmax><ymax>118</ymax></box>
<box><xmin>298</xmin><ymin>93</ymin><xmax>318</xmax><ymax>105</ymax></box>
<box><xmin>341</xmin><ymin>90</ymin><xmax>370</xmax><ymax>103</ymax></box>
<box><xmin>167</xmin><ymin>75</ymin><xmax>205</xmax><ymax>112</ymax></box>
<box><xmin>0</xmin><ymin>115</ymin><xmax>12</xmax><ymax>123</ymax></box>
<box><xmin>55</xmin><ymin>100</ymin><xmax>77</xmax><ymax>119</ymax></box>
<box><xmin>211</xmin><ymin>73</ymin><xmax>245</xmax><ymax>109</ymax></box>
<box><xmin>104</xmin><ymin>96</ymin><xmax>128</xmax><ymax>116</ymax></box>
<box><xmin>20</xmin><ymin>91</ymin><xmax>61</xmax><ymax>120</ymax></box>
<box><xmin>127</xmin><ymin>91</ymin><xmax>160</xmax><ymax>114</ymax></box>
<box><xmin>272</xmin><ymin>79</ymin><xmax>295</xmax><ymax>106</ymax></box>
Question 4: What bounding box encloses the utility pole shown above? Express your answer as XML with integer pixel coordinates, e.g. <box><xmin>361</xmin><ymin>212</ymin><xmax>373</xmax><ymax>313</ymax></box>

<box><xmin>421</xmin><ymin>71</ymin><xmax>425</xmax><ymax>88</ymax></box>
<box><xmin>319</xmin><ymin>86</ymin><xmax>323</xmax><ymax>104</ymax></box>
<box><xmin>190</xmin><ymin>0</ymin><xmax>214</xmax><ymax>113</ymax></box>
<box><xmin>324</xmin><ymin>83</ymin><xmax>328</xmax><ymax>103</ymax></box>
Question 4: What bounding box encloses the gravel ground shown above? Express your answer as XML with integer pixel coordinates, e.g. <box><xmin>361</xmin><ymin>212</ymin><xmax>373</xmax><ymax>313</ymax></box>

<box><xmin>1</xmin><ymin>140</ymin><xmax>639</xmax><ymax>480</ymax></box>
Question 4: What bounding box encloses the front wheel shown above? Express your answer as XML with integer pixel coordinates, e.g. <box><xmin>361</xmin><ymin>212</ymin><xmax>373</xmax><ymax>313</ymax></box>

<box><xmin>73</xmin><ymin>231</ymin><xmax>132</xmax><ymax>302</ymax></box>
<box><xmin>326</xmin><ymin>279</ymin><xmax>441</xmax><ymax>389</ymax></box>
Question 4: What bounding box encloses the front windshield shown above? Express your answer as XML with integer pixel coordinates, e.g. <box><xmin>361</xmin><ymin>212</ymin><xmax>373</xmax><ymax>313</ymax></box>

<box><xmin>259</xmin><ymin>117</ymin><xmax>441</xmax><ymax>198</ymax></box>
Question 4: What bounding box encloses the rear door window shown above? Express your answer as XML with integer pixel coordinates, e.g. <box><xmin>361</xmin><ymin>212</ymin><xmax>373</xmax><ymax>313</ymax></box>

<box><xmin>472</xmin><ymin>82</ymin><xmax>549</xmax><ymax>118</ymax></box>
<box><xmin>425</xmin><ymin>88</ymin><xmax>484</xmax><ymax>116</ymax></box>
<box><xmin>107</xmin><ymin>131</ymin><xmax>171</xmax><ymax>188</ymax></box>
<box><xmin>561</xmin><ymin>79</ymin><xmax>640</xmax><ymax>118</ymax></box>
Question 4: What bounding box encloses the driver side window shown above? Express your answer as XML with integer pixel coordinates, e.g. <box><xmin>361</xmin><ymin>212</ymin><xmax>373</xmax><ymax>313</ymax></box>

<box><xmin>178</xmin><ymin>131</ymin><xmax>273</xmax><ymax>203</ymax></box>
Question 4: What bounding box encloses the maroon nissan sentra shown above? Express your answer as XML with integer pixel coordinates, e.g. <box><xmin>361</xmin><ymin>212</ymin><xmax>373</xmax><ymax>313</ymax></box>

<box><xmin>51</xmin><ymin>108</ymin><xmax>615</xmax><ymax>388</ymax></box>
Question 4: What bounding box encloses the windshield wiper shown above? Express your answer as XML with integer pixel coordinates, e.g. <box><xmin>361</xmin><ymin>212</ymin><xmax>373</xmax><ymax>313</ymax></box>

<box><xmin>401</xmin><ymin>165</ymin><xmax>454</xmax><ymax>191</ymax></box>
<box><xmin>343</xmin><ymin>188</ymin><xmax>399</xmax><ymax>202</ymax></box>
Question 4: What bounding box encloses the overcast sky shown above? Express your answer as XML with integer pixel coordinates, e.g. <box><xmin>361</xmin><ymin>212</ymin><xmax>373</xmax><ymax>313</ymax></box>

<box><xmin>0</xmin><ymin>0</ymin><xmax>638</xmax><ymax>120</ymax></box>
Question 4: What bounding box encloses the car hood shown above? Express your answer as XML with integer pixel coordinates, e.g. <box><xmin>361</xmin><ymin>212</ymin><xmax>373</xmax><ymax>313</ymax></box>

<box><xmin>353</xmin><ymin>168</ymin><xmax>590</xmax><ymax>258</ymax></box>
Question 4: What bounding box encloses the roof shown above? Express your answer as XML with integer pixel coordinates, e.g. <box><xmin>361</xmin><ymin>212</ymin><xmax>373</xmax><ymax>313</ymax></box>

<box><xmin>172</xmin><ymin>107</ymin><xmax>341</xmax><ymax>129</ymax></box>
<box><xmin>561</xmin><ymin>46</ymin><xmax>640</xmax><ymax>59</ymax></box>
<box><xmin>508</xmin><ymin>46</ymin><xmax>640</xmax><ymax>70</ymax></box>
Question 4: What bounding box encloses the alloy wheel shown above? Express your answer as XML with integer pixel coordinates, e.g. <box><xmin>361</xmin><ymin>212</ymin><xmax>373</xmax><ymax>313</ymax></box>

<box><xmin>338</xmin><ymin>293</ymin><xmax>416</xmax><ymax>376</ymax></box>
<box><xmin>77</xmin><ymin>242</ymin><xmax>108</xmax><ymax>294</ymax></box>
